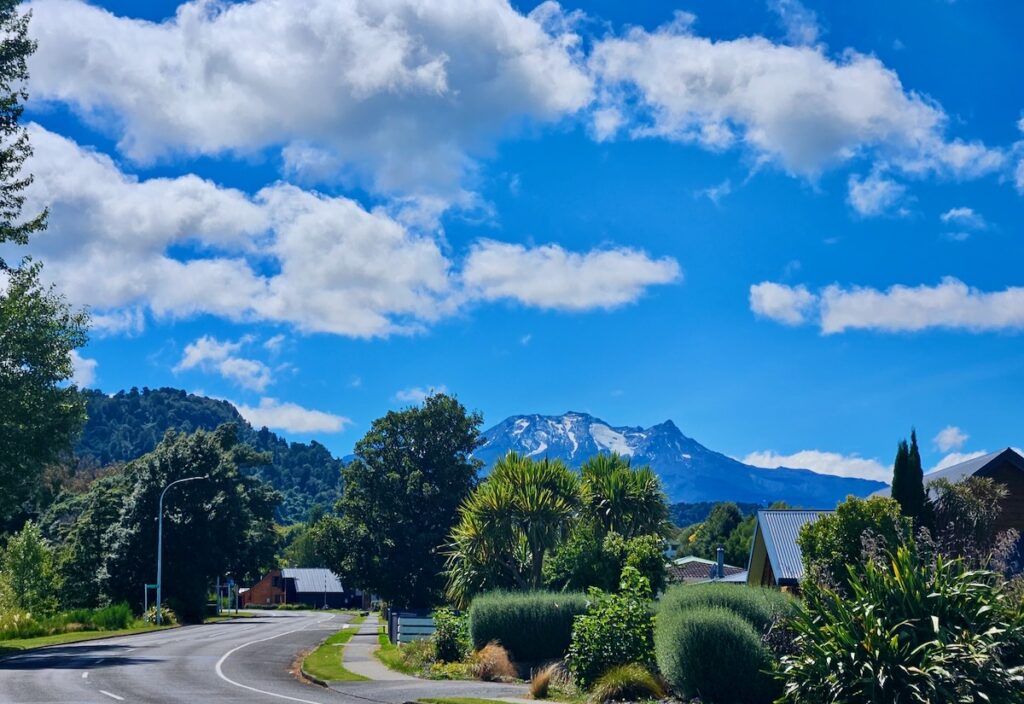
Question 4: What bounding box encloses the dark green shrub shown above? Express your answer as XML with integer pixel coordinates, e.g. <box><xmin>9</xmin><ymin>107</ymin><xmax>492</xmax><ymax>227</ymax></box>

<box><xmin>656</xmin><ymin>606</ymin><xmax>778</xmax><ymax>704</ymax></box>
<box><xmin>566</xmin><ymin>567</ymin><xmax>655</xmax><ymax>689</ymax></box>
<box><xmin>432</xmin><ymin>607</ymin><xmax>468</xmax><ymax>663</ymax></box>
<box><xmin>91</xmin><ymin>603</ymin><xmax>133</xmax><ymax>630</ymax></box>
<box><xmin>469</xmin><ymin>590</ymin><xmax>588</xmax><ymax>662</ymax></box>
<box><xmin>658</xmin><ymin>582</ymin><xmax>795</xmax><ymax>632</ymax></box>
<box><xmin>778</xmin><ymin>546</ymin><xmax>1024</xmax><ymax>703</ymax></box>
<box><xmin>589</xmin><ymin>663</ymin><xmax>666</xmax><ymax>703</ymax></box>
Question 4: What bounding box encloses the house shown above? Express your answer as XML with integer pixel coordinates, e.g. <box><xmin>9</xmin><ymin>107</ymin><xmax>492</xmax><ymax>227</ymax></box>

<box><xmin>241</xmin><ymin>567</ymin><xmax>362</xmax><ymax>608</ymax></box>
<box><xmin>668</xmin><ymin>554</ymin><xmax>747</xmax><ymax>584</ymax></box>
<box><xmin>872</xmin><ymin>447</ymin><xmax>1024</xmax><ymax>538</ymax></box>
<box><xmin>746</xmin><ymin>509</ymin><xmax>832</xmax><ymax>588</ymax></box>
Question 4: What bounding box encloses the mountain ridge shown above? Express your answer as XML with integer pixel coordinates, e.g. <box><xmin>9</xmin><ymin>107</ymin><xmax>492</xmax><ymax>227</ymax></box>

<box><xmin>474</xmin><ymin>411</ymin><xmax>886</xmax><ymax>508</ymax></box>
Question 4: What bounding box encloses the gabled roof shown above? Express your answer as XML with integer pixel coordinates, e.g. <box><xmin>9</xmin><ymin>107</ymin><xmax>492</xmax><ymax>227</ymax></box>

<box><xmin>282</xmin><ymin>568</ymin><xmax>344</xmax><ymax>593</ymax></box>
<box><xmin>755</xmin><ymin>509</ymin><xmax>832</xmax><ymax>584</ymax></box>
<box><xmin>668</xmin><ymin>555</ymin><xmax>745</xmax><ymax>582</ymax></box>
<box><xmin>872</xmin><ymin>448</ymin><xmax>1024</xmax><ymax>498</ymax></box>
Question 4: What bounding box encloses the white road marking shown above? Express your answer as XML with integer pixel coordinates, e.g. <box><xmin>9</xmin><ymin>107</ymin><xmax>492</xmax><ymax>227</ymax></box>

<box><xmin>99</xmin><ymin>691</ymin><xmax>124</xmax><ymax>701</ymax></box>
<box><xmin>214</xmin><ymin>613</ymin><xmax>336</xmax><ymax>704</ymax></box>
<box><xmin>82</xmin><ymin>672</ymin><xmax>89</xmax><ymax>679</ymax></box>
<box><xmin>95</xmin><ymin>658</ymin><xmax>106</xmax><ymax>665</ymax></box>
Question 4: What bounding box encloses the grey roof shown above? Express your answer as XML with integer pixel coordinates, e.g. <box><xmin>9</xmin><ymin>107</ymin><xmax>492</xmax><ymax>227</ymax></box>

<box><xmin>871</xmin><ymin>448</ymin><xmax>1024</xmax><ymax>498</ymax></box>
<box><xmin>282</xmin><ymin>568</ymin><xmax>344</xmax><ymax>593</ymax></box>
<box><xmin>756</xmin><ymin>509</ymin><xmax>832</xmax><ymax>584</ymax></box>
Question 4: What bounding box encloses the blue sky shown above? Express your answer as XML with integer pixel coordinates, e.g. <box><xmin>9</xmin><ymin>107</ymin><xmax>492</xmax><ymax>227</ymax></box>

<box><xmin>13</xmin><ymin>0</ymin><xmax>1024</xmax><ymax>481</ymax></box>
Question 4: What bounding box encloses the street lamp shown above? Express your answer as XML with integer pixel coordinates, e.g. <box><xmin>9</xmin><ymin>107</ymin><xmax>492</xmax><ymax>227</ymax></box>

<box><xmin>155</xmin><ymin>475</ymin><xmax>207</xmax><ymax>624</ymax></box>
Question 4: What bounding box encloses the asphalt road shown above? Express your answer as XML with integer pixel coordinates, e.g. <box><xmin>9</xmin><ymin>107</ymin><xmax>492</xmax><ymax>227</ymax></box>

<box><xmin>0</xmin><ymin>610</ymin><xmax>355</xmax><ymax>704</ymax></box>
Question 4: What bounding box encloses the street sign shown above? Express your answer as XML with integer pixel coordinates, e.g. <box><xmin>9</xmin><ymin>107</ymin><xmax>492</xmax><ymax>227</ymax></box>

<box><xmin>146</xmin><ymin>583</ymin><xmax>157</xmax><ymax>589</ymax></box>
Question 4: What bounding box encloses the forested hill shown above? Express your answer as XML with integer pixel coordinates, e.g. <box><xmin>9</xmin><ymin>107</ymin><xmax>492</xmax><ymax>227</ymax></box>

<box><xmin>75</xmin><ymin>388</ymin><xmax>343</xmax><ymax>523</ymax></box>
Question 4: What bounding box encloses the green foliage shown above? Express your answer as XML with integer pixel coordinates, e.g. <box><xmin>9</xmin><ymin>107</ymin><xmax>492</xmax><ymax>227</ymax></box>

<box><xmin>432</xmin><ymin>607</ymin><xmax>469</xmax><ymax>663</ymax></box>
<box><xmin>544</xmin><ymin>524</ymin><xmax>666</xmax><ymax>594</ymax></box>
<box><xmin>330</xmin><ymin>393</ymin><xmax>481</xmax><ymax>608</ymax></box>
<box><xmin>669</xmin><ymin>501</ymin><xmax>762</xmax><ymax>529</ymax></box>
<box><xmin>0</xmin><ymin>602</ymin><xmax>136</xmax><ymax>640</ymax></box>
<box><xmin>588</xmin><ymin>663</ymin><xmax>666</xmax><ymax>704</ymax></box>
<box><xmin>658</xmin><ymin>582</ymin><xmax>796</xmax><ymax>633</ymax></box>
<box><xmin>143</xmin><ymin>604</ymin><xmax>177</xmax><ymax>625</ymax></box>
<box><xmin>929</xmin><ymin>476</ymin><xmax>1020</xmax><ymax>571</ymax></box>
<box><xmin>891</xmin><ymin>430</ymin><xmax>929</xmax><ymax>524</ymax></box>
<box><xmin>778</xmin><ymin>545</ymin><xmax>1024</xmax><ymax>703</ymax></box>
<box><xmin>446</xmin><ymin>452</ymin><xmax>579</xmax><ymax>606</ymax></box>
<box><xmin>579</xmin><ymin>454</ymin><xmax>668</xmax><ymax>539</ymax></box>
<box><xmin>0</xmin><ymin>262</ymin><xmax>88</xmax><ymax>527</ymax></box>
<box><xmin>655</xmin><ymin>606</ymin><xmax>778</xmax><ymax>704</ymax></box>
<box><xmin>0</xmin><ymin>521</ymin><xmax>61</xmax><ymax>616</ymax></box>
<box><xmin>688</xmin><ymin>502</ymin><xmax>743</xmax><ymax>558</ymax></box>
<box><xmin>675</xmin><ymin>501</ymin><xmax>782</xmax><ymax>567</ymax></box>
<box><xmin>566</xmin><ymin>567</ymin><xmax>655</xmax><ymax>689</ymax></box>
<box><xmin>79</xmin><ymin>425</ymin><xmax>279</xmax><ymax>622</ymax></box>
<box><xmin>468</xmin><ymin>590</ymin><xmax>588</xmax><ymax>662</ymax></box>
<box><xmin>797</xmin><ymin>495</ymin><xmax>912</xmax><ymax>591</ymax></box>
<box><xmin>75</xmin><ymin>388</ymin><xmax>343</xmax><ymax>523</ymax></box>
<box><xmin>88</xmin><ymin>603</ymin><xmax>134</xmax><ymax>630</ymax></box>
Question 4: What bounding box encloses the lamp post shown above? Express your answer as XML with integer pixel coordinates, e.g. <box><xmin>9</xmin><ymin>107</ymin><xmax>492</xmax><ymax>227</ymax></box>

<box><xmin>156</xmin><ymin>475</ymin><xmax>206</xmax><ymax>624</ymax></box>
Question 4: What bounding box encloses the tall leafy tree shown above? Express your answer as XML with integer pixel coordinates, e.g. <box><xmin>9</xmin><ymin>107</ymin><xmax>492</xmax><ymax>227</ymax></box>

<box><xmin>0</xmin><ymin>520</ymin><xmax>60</xmax><ymax>615</ymax></box>
<box><xmin>100</xmin><ymin>425</ymin><xmax>279</xmax><ymax>621</ymax></box>
<box><xmin>0</xmin><ymin>262</ymin><xmax>88</xmax><ymax>527</ymax></box>
<box><xmin>332</xmin><ymin>394</ymin><xmax>482</xmax><ymax>608</ymax></box>
<box><xmin>0</xmin><ymin>0</ymin><xmax>46</xmax><ymax>269</ymax></box>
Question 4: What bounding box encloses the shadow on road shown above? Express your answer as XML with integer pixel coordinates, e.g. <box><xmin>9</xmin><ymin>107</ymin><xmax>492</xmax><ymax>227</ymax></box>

<box><xmin>0</xmin><ymin>643</ymin><xmax>157</xmax><ymax>670</ymax></box>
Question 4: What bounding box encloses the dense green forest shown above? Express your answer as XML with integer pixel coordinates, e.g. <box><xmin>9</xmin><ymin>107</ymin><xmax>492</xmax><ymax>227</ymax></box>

<box><xmin>669</xmin><ymin>500</ymin><xmax>762</xmax><ymax>527</ymax></box>
<box><xmin>75</xmin><ymin>388</ymin><xmax>343</xmax><ymax>523</ymax></box>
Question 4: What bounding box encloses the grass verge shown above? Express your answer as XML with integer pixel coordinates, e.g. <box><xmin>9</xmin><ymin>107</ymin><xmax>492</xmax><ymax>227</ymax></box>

<box><xmin>374</xmin><ymin>628</ymin><xmax>421</xmax><ymax>676</ymax></box>
<box><xmin>0</xmin><ymin>624</ymin><xmax>175</xmax><ymax>657</ymax></box>
<box><xmin>418</xmin><ymin>698</ymin><xmax>510</xmax><ymax>704</ymax></box>
<box><xmin>302</xmin><ymin>614</ymin><xmax>368</xmax><ymax>682</ymax></box>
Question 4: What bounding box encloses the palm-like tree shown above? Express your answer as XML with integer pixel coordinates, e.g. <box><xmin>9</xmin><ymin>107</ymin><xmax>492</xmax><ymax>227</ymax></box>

<box><xmin>445</xmin><ymin>452</ymin><xmax>579</xmax><ymax>606</ymax></box>
<box><xmin>580</xmin><ymin>453</ymin><xmax>668</xmax><ymax>539</ymax></box>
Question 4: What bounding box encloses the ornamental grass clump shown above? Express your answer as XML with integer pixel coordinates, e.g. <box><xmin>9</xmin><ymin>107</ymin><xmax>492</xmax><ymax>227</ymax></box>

<box><xmin>589</xmin><ymin>663</ymin><xmax>666</xmax><ymax>704</ymax></box>
<box><xmin>658</xmin><ymin>581</ymin><xmax>796</xmax><ymax>632</ymax></box>
<box><xmin>472</xmin><ymin>641</ymin><xmax>517</xmax><ymax>681</ymax></box>
<box><xmin>468</xmin><ymin>590</ymin><xmax>588</xmax><ymax>662</ymax></box>
<box><xmin>777</xmin><ymin>545</ymin><xmax>1024</xmax><ymax>703</ymax></box>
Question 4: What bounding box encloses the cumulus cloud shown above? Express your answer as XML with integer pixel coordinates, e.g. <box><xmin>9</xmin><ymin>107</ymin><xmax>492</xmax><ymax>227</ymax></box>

<box><xmin>174</xmin><ymin>336</ymin><xmax>272</xmax><ymax>392</ymax></box>
<box><xmin>940</xmin><ymin>206</ymin><xmax>987</xmax><ymax>230</ymax></box>
<box><xmin>27</xmin><ymin>0</ymin><xmax>592</xmax><ymax>200</ymax></box>
<box><xmin>750</xmin><ymin>278</ymin><xmax>1024</xmax><ymax>333</ymax></box>
<box><xmin>24</xmin><ymin>125</ymin><xmax>676</xmax><ymax>337</ymax></box>
<box><xmin>847</xmin><ymin>172</ymin><xmax>906</xmax><ymax>217</ymax></box>
<box><xmin>589</xmin><ymin>19</ymin><xmax>1003</xmax><ymax>180</ymax></box>
<box><xmin>462</xmin><ymin>241</ymin><xmax>680</xmax><ymax>310</ymax></box>
<box><xmin>69</xmin><ymin>349</ymin><xmax>98</xmax><ymax>387</ymax></box>
<box><xmin>743</xmin><ymin>449</ymin><xmax>890</xmax><ymax>481</ymax></box>
<box><xmin>395</xmin><ymin>385</ymin><xmax>448</xmax><ymax>403</ymax></box>
<box><xmin>749</xmin><ymin>282</ymin><xmax>816</xmax><ymax>325</ymax></box>
<box><xmin>934</xmin><ymin>425</ymin><xmax>968</xmax><ymax>452</ymax></box>
<box><xmin>768</xmin><ymin>0</ymin><xmax>821</xmax><ymax>46</ymax></box>
<box><xmin>235</xmin><ymin>397</ymin><xmax>350</xmax><ymax>434</ymax></box>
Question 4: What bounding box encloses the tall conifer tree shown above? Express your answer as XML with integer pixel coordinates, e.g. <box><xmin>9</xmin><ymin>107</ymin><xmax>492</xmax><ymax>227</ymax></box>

<box><xmin>891</xmin><ymin>430</ymin><xmax>928</xmax><ymax>522</ymax></box>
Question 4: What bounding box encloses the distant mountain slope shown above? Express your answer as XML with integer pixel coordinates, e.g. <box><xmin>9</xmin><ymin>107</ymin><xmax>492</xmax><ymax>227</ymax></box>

<box><xmin>76</xmin><ymin>388</ymin><xmax>342</xmax><ymax>522</ymax></box>
<box><xmin>475</xmin><ymin>412</ymin><xmax>885</xmax><ymax>508</ymax></box>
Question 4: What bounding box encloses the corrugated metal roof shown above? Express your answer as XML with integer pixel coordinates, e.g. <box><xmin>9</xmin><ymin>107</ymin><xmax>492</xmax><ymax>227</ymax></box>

<box><xmin>758</xmin><ymin>509</ymin><xmax>832</xmax><ymax>584</ymax></box>
<box><xmin>871</xmin><ymin>448</ymin><xmax>1023</xmax><ymax>498</ymax></box>
<box><xmin>282</xmin><ymin>568</ymin><xmax>344</xmax><ymax>593</ymax></box>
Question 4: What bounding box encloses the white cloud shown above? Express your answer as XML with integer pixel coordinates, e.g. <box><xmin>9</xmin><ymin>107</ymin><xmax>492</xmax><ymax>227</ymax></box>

<box><xmin>743</xmin><ymin>449</ymin><xmax>890</xmax><ymax>481</ymax></box>
<box><xmin>749</xmin><ymin>282</ymin><xmax>816</xmax><ymax>325</ymax></box>
<box><xmin>695</xmin><ymin>179</ymin><xmax>732</xmax><ymax>205</ymax></box>
<box><xmin>462</xmin><ymin>240</ymin><xmax>680</xmax><ymax>310</ymax></box>
<box><xmin>263</xmin><ymin>334</ymin><xmax>286</xmax><ymax>353</ymax></box>
<box><xmin>25</xmin><ymin>125</ymin><xmax>673</xmax><ymax>337</ymax></box>
<box><xmin>174</xmin><ymin>336</ymin><xmax>272</xmax><ymax>392</ymax></box>
<box><xmin>752</xmin><ymin>278</ymin><xmax>1024</xmax><ymax>334</ymax></box>
<box><xmin>235</xmin><ymin>397</ymin><xmax>350</xmax><ymax>434</ymax></box>
<box><xmin>395</xmin><ymin>385</ymin><xmax>449</xmax><ymax>403</ymax></box>
<box><xmin>934</xmin><ymin>425</ymin><xmax>968</xmax><ymax>452</ymax></box>
<box><xmin>69</xmin><ymin>349</ymin><xmax>98</xmax><ymax>387</ymax></box>
<box><xmin>28</xmin><ymin>0</ymin><xmax>592</xmax><ymax>200</ymax></box>
<box><xmin>847</xmin><ymin>172</ymin><xmax>906</xmax><ymax>217</ymax></box>
<box><xmin>939</xmin><ymin>206</ymin><xmax>987</xmax><ymax>230</ymax></box>
<box><xmin>768</xmin><ymin>0</ymin><xmax>821</xmax><ymax>46</ymax></box>
<box><xmin>589</xmin><ymin>20</ymin><xmax>1003</xmax><ymax>180</ymax></box>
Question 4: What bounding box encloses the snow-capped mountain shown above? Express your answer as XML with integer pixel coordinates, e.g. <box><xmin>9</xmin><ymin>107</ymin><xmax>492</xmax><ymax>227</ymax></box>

<box><xmin>474</xmin><ymin>412</ymin><xmax>886</xmax><ymax>508</ymax></box>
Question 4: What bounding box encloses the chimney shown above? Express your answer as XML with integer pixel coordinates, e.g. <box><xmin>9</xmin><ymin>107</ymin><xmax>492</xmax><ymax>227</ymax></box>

<box><xmin>716</xmin><ymin>546</ymin><xmax>725</xmax><ymax>579</ymax></box>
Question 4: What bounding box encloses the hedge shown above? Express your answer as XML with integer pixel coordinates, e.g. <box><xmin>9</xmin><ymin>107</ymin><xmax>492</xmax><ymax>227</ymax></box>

<box><xmin>468</xmin><ymin>590</ymin><xmax>588</xmax><ymax>662</ymax></box>
<box><xmin>655</xmin><ymin>606</ymin><xmax>779</xmax><ymax>704</ymax></box>
<box><xmin>658</xmin><ymin>582</ymin><xmax>795</xmax><ymax>632</ymax></box>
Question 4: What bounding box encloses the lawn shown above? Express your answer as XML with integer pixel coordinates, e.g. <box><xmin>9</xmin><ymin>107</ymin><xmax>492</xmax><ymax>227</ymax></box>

<box><xmin>418</xmin><ymin>698</ymin><xmax>510</xmax><ymax>704</ymax></box>
<box><xmin>374</xmin><ymin>628</ymin><xmax>421</xmax><ymax>675</ymax></box>
<box><xmin>0</xmin><ymin>624</ymin><xmax>176</xmax><ymax>657</ymax></box>
<box><xmin>301</xmin><ymin>614</ymin><xmax>368</xmax><ymax>682</ymax></box>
